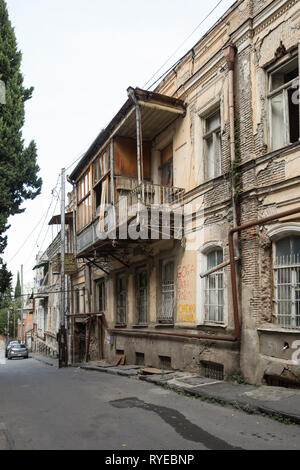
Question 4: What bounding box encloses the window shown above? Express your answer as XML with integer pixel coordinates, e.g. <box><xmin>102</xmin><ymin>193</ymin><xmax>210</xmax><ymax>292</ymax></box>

<box><xmin>76</xmin><ymin>169</ymin><xmax>92</xmax><ymax>231</ymax></box>
<box><xmin>205</xmin><ymin>249</ymin><xmax>224</xmax><ymax>323</ymax></box>
<box><xmin>158</xmin><ymin>260</ymin><xmax>174</xmax><ymax>323</ymax></box>
<box><xmin>97</xmin><ymin>280</ymin><xmax>106</xmax><ymax>312</ymax></box>
<box><xmin>269</xmin><ymin>55</ymin><xmax>299</xmax><ymax>150</ymax></box>
<box><xmin>203</xmin><ymin>110</ymin><xmax>222</xmax><ymax>180</ymax></box>
<box><xmin>273</xmin><ymin>236</ymin><xmax>300</xmax><ymax>328</ymax></box>
<box><xmin>136</xmin><ymin>268</ymin><xmax>148</xmax><ymax>324</ymax></box>
<box><xmin>160</xmin><ymin>143</ymin><xmax>173</xmax><ymax>187</ymax></box>
<box><xmin>116</xmin><ymin>275</ymin><xmax>127</xmax><ymax>324</ymax></box>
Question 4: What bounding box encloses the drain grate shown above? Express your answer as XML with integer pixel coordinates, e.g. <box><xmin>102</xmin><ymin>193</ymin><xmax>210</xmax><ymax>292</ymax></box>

<box><xmin>202</xmin><ymin>361</ymin><xmax>224</xmax><ymax>381</ymax></box>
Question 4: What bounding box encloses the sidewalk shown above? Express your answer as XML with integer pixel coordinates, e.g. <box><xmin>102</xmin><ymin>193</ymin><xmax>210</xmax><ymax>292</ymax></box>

<box><xmin>75</xmin><ymin>361</ymin><xmax>300</xmax><ymax>425</ymax></box>
<box><xmin>31</xmin><ymin>353</ymin><xmax>58</xmax><ymax>367</ymax></box>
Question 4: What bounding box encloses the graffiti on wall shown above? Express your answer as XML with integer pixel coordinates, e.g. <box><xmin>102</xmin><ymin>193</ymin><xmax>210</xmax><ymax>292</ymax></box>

<box><xmin>177</xmin><ymin>263</ymin><xmax>196</xmax><ymax>322</ymax></box>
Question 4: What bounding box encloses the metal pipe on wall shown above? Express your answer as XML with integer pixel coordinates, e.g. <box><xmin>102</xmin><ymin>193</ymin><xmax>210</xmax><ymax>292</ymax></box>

<box><xmin>228</xmin><ymin>205</ymin><xmax>300</xmax><ymax>340</ymax></box>
<box><xmin>223</xmin><ymin>43</ymin><xmax>239</xmax><ymax>260</ymax></box>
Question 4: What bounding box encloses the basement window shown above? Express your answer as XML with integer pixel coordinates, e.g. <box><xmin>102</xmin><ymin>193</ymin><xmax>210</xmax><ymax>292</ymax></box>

<box><xmin>135</xmin><ymin>352</ymin><xmax>145</xmax><ymax>366</ymax></box>
<box><xmin>202</xmin><ymin>361</ymin><xmax>224</xmax><ymax>380</ymax></box>
<box><xmin>268</xmin><ymin>55</ymin><xmax>299</xmax><ymax>151</ymax></box>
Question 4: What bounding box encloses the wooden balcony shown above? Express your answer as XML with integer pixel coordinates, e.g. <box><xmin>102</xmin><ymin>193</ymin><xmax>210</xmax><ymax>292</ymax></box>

<box><xmin>76</xmin><ymin>182</ymin><xmax>185</xmax><ymax>257</ymax></box>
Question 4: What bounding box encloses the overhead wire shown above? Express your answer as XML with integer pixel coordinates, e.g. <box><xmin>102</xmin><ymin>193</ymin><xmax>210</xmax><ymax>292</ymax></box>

<box><xmin>143</xmin><ymin>0</ymin><xmax>225</xmax><ymax>90</ymax></box>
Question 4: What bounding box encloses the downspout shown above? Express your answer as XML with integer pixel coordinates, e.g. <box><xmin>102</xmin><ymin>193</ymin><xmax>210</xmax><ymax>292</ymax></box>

<box><xmin>229</xmin><ymin>206</ymin><xmax>300</xmax><ymax>340</ymax></box>
<box><xmin>223</xmin><ymin>43</ymin><xmax>239</xmax><ymax>259</ymax></box>
<box><xmin>127</xmin><ymin>86</ymin><xmax>144</xmax><ymax>188</ymax></box>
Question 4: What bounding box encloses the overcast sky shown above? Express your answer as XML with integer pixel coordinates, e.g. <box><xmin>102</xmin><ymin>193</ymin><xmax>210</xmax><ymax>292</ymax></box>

<box><xmin>3</xmin><ymin>0</ymin><xmax>235</xmax><ymax>288</ymax></box>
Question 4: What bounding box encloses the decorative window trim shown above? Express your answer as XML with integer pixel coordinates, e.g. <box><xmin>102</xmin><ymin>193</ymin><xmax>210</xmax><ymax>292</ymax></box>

<box><xmin>267</xmin><ymin>223</ymin><xmax>300</xmax><ymax>241</ymax></box>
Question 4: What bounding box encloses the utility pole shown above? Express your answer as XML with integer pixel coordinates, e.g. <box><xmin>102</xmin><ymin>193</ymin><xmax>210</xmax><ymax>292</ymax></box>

<box><xmin>7</xmin><ymin>309</ymin><xmax>10</xmax><ymax>341</ymax></box>
<box><xmin>13</xmin><ymin>303</ymin><xmax>16</xmax><ymax>339</ymax></box>
<box><xmin>59</xmin><ymin>168</ymin><xmax>68</xmax><ymax>368</ymax></box>
<box><xmin>20</xmin><ymin>264</ymin><xmax>24</xmax><ymax>343</ymax></box>
<box><xmin>60</xmin><ymin>168</ymin><xmax>65</xmax><ymax>328</ymax></box>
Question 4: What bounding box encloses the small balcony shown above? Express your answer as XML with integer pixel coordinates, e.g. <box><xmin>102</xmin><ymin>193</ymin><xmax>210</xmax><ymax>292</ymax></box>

<box><xmin>76</xmin><ymin>182</ymin><xmax>185</xmax><ymax>257</ymax></box>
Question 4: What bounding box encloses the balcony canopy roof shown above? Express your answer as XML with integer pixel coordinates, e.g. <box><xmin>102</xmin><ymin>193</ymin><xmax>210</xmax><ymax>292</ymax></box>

<box><xmin>70</xmin><ymin>87</ymin><xmax>186</xmax><ymax>181</ymax></box>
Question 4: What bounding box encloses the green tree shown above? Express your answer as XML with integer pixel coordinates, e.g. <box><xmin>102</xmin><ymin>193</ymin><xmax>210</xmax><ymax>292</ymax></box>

<box><xmin>0</xmin><ymin>0</ymin><xmax>42</xmax><ymax>292</ymax></box>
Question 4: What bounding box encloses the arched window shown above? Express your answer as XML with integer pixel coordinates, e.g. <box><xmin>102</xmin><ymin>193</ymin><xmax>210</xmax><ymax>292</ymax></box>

<box><xmin>205</xmin><ymin>249</ymin><xmax>224</xmax><ymax>323</ymax></box>
<box><xmin>274</xmin><ymin>235</ymin><xmax>300</xmax><ymax>328</ymax></box>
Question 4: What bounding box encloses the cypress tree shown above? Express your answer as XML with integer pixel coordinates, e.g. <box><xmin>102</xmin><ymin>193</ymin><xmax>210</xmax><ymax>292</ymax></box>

<box><xmin>0</xmin><ymin>0</ymin><xmax>42</xmax><ymax>293</ymax></box>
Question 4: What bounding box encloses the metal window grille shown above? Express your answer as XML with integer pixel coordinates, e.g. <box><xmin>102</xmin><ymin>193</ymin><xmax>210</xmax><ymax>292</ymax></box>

<box><xmin>274</xmin><ymin>253</ymin><xmax>300</xmax><ymax>328</ymax></box>
<box><xmin>202</xmin><ymin>361</ymin><xmax>224</xmax><ymax>380</ymax></box>
<box><xmin>158</xmin><ymin>261</ymin><xmax>175</xmax><ymax>323</ymax></box>
<box><xmin>116</xmin><ymin>276</ymin><xmax>126</xmax><ymax>324</ymax></box>
<box><xmin>136</xmin><ymin>270</ymin><xmax>147</xmax><ymax>324</ymax></box>
<box><xmin>205</xmin><ymin>250</ymin><xmax>224</xmax><ymax>324</ymax></box>
<box><xmin>158</xmin><ymin>280</ymin><xmax>175</xmax><ymax>323</ymax></box>
<box><xmin>135</xmin><ymin>352</ymin><xmax>145</xmax><ymax>366</ymax></box>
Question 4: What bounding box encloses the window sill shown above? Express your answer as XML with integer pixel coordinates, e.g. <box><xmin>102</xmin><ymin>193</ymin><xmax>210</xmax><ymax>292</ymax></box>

<box><xmin>202</xmin><ymin>322</ymin><xmax>227</xmax><ymax>328</ymax></box>
<box><xmin>131</xmin><ymin>324</ymin><xmax>148</xmax><ymax>329</ymax></box>
<box><xmin>257</xmin><ymin>327</ymin><xmax>300</xmax><ymax>334</ymax></box>
<box><xmin>114</xmin><ymin>323</ymin><xmax>127</xmax><ymax>328</ymax></box>
<box><xmin>154</xmin><ymin>323</ymin><xmax>174</xmax><ymax>328</ymax></box>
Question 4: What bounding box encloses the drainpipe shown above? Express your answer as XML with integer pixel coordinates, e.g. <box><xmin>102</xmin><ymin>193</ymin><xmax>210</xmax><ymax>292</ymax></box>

<box><xmin>127</xmin><ymin>86</ymin><xmax>144</xmax><ymax>187</ymax></box>
<box><xmin>223</xmin><ymin>43</ymin><xmax>239</xmax><ymax>260</ymax></box>
<box><xmin>228</xmin><ymin>206</ymin><xmax>300</xmax><ymax>340</ymax></box>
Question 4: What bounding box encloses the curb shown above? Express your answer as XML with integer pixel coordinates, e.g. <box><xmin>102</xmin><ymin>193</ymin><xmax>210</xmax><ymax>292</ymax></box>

<box><xmin>70</xmin><ymin>363</ymin><xmax>300</xmax><ymax>425</ymax></box>
<box><xmin>31</xmin><ymin>355</ymin><xmax>58</xmax><ymax>367</ymax></box>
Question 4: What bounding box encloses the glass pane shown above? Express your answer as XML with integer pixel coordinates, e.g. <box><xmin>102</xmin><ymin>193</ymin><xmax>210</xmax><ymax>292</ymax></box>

<box><xmin>205</xmin><ymin>137</ymin><xmax>214</xmax><ymax>180</ymax></box>
<box><xmin>206</xmin><ymin>111</ymin><xmax>220</xmax><ymax>132</ymax></box>
<box><xmin>270</xmin><ymin>56</ymin><xmax>298</xmax><ymax>91</ymax></box>
<box><xmin>271</xmin><ymin>93</ymin><xmax>286</xmax><ymax>150</ymax></box>
<box><xmin>276</xmin><ymin>237</ymin><xmax>291</xmax><ymax>260</ymax></box>
<box><xmin>216</xmin><ymin>131</ymin><xmax>222</xmax><ymax>176</ymax></box>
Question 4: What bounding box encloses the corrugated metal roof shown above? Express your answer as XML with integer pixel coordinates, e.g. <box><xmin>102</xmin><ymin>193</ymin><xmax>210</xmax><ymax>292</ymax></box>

<box><xmin>70</xmin><ymin>87</ymin><xmax>185</xmax><ymax>181</ymax></box>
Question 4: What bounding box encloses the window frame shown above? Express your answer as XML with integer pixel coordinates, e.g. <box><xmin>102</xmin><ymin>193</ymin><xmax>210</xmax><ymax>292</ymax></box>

<box><xmin>202</xmin><ymin>108</ymin><xmax>222</xmax><ymax>181</ymax></box>
<box><xmin>115</xmin><ymin>273</ymin><xmax>127</xmax><ymax>325</ymax></box>
<box><xmin>267</xmin><ymin>53</ymin><xmax>299</xmax><ymax>151</ymax></box>
<box><xmin>96</xmin><ymin>279</ymin><xmax>106</xmax><ymax>313</ymax></box>
<box><xmin>197</xmin><ymin>242</ymin><xmax>227</xmax><ymax>326</ymax></box>
<box><xmin>135</xmin><ymin>266</ymin><xmax>148</xmax><ymax>325</ymax></box>
<box><xmin>76</xmin><ymin>168</ymin><xmax>92</xmax><ymax>231</ymax></box>
<box><xmin>157</xmin><ymin>258</ymin><xmax>175</xmax><ymax>324</ymax></box>
<box><xmin>272</xmin><ymin>234</ymin><xmax>300</xmax><ymax>329</ymax></box>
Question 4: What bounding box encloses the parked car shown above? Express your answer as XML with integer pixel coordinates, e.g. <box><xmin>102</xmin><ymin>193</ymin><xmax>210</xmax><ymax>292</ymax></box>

<box><xmin>5</xmin><ymin>341</ymin><xmax>19</xmax><ymax>358</ymax></box>
<box><xmin>7</xmin><ymin>343</ymin><xmax>28</xmax><ymax>360</ymax></box>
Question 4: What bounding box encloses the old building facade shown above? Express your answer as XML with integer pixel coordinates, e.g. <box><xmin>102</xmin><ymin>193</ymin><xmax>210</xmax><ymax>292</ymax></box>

<box><xmin>66</xmin><ymin>0</ymin><xmax>300</xmax><ymax>386</ymax></box>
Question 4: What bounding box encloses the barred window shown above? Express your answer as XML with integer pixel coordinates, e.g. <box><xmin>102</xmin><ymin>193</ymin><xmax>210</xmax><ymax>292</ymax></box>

<box><xmin>158</xmin><ymin>260</ymin><xmax>174</xmax><ymax>324</ymax></box>
<box><xmin>116</xmin><ymin>275</ymin><xmax>127</xmax><ymax>324</ymax></box>
<box><xmin>274</xmin><ymin>236</ymin><xmax>300</xmax><ymax>328</ymax></box>
<box><xmin>136</xmin><ymin>268</ymin><xmax>148</xmax><ymax>324</ymax></box>
<box><xmin>205</xmin><ymin>249</ymin><xmax>224</xmax><ymax>323</ymax></box>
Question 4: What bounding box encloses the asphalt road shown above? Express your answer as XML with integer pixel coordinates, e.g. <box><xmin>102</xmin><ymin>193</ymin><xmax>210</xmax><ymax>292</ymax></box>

<box><xmin>0</xmin><ymin>346</ymin><xmax>300</xmax><ymax>450</ymax></box>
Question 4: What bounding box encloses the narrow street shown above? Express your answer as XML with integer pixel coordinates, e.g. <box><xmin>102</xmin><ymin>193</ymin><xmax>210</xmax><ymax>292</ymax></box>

<box><xmin>0</xmin><ymin>345</ymin><xmax>299</xmax><ymax>450</ymax></box>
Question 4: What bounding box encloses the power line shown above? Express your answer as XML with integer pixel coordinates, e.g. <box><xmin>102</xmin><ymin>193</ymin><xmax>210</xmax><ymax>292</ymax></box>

<box><xmin>6</xmin><ymin>174</ymin><xmax>61</xmax><ymax>264</ymax></box>
<box><xmin>143</xmin><ymin>0</ymin><xmax>225</xmax><ymax>90</ymax></box>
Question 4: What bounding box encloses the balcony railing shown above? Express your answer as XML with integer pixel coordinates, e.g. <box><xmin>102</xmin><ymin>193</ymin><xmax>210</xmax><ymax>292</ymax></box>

<box><xmin>76</xmin><ymin>182</ymin><xmax>185</xmax><ymax>254</ymax></box>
